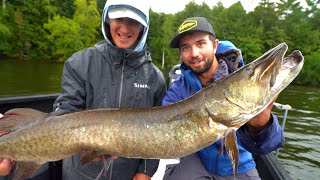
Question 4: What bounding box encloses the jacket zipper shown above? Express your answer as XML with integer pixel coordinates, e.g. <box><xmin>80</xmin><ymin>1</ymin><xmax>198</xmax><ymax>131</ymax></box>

<box><xmin>118</xmin><ymin>59</ymin><xmax>126</xmax><ymax>107</ymax></box>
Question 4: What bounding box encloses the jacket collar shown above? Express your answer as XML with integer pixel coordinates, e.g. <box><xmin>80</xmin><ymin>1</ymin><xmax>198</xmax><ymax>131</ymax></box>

<box><xmin>181</xmin><ymin>59</ymin><xmax>229</xmax><ymax>93</ymax></box>
<box><xmin>94</xmin><ymin>41</ymin><xmax>150</xmax><ymax>68</ymax></box>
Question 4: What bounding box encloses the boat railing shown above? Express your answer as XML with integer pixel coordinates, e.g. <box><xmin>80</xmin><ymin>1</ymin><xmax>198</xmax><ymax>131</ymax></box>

<box><xmin>273</xmin><ymin>102</ymin><xmax>292</xmax><ymax>158</ymax></box>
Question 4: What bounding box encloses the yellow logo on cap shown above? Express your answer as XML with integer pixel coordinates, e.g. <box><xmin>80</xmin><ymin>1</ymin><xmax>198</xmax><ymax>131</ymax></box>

<box><xmin>178</xmin><ymin>20</ymin><xmax>197</xmax><ymax>34</ymax></box>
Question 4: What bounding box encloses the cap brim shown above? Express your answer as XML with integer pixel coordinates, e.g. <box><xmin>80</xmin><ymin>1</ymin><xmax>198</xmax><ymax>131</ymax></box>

<box><xmin>170</xmin><ymin>34</ymin><xmax>183</xmax><ymax>48</ymax></box>
<box><xmin>108</xmin><ymin>7</ymin><xmax>147</xmax><ymax>27</ymax></box>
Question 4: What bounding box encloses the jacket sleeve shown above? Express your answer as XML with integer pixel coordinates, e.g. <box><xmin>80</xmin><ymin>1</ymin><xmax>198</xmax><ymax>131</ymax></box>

<box><xmin>53</xmin><ymin>57</ymin><xmax>86</xmax><ymax>113</ymax></box>
<box><xmin>238</xmin><ymin>114</ymin><xmax>285</xmax><ymax>155</ymax></box>
<box><xmin>162</xmin><ymin>77</ymin><xmax>186</xmax><ymax>106</ymax></box>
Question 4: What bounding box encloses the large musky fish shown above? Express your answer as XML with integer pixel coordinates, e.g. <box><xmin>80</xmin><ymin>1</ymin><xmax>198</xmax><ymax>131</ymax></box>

<box><xmin>0</xmin><ymin>42</ymin><xmax>304</xmax><ymax>179</ymax></box>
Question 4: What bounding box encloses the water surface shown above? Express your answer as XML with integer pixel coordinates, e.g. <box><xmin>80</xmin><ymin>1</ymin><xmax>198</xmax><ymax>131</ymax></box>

<box><xmin>0</xmin><ymin>59</ymin><xmax>63</xmax><ymax>97</ymax></box>
<box><xmin>273</xmin><ymin>85</ymin><xmax>320</xmax><ymax>179</ymax></box>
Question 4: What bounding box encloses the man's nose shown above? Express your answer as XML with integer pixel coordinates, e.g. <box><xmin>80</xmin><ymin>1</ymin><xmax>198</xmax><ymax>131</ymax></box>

<box><xmin>120</xmin><ymin>20</ymin><xmax>131</xmax><ymax>32</ymax></box>
<box><xmin>190</xmin><ymin>46</ymin><xmax>200</xmax><ymax>58</ymax></box>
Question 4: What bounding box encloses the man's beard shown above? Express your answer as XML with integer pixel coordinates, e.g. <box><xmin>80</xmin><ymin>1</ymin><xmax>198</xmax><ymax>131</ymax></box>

<box><xmin>186</xmin><ymin>57</ymin><xmax>214</xmax><ymax>75</ymax></box>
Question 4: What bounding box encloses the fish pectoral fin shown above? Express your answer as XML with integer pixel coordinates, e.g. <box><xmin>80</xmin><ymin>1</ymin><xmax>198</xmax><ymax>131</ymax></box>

<box><xmin>80</xmin><ymin>150</ymin><xmax>103</xmax><ymax>166</ymax></box>
<box><xmin>13</xmin><ymin>162</ymin><xmax>42</xmax><ymax>180</ymax></box>
<box><xmin>80</xmin><ymin>151</ymin><xmax>113</xmax><ymax>180</ymax></box>
<box><xmin>225</xmin><ymin>129</ymin><xmax>239</xmax><ymax>178</ymax></box>
<box><xmin>0</xmin><ymin>108</ymin><xmax>46</xmax><ymax>133</ymax></box>
<box><xmin>95</xmin><ymin>155</ymin><xmax>113</xmax><ymax>180</ymax></box>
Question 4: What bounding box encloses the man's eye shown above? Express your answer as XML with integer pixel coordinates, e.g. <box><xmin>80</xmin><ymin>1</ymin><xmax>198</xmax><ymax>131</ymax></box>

<box><xmin>198</xmin><ymin>42</ymin><xmax>205</xmax><ymax>46</ymax></box>
<box><xmin>180</xmin><ymin>46</ymin><xmax>188</xmax><ymax>51</ymax></box>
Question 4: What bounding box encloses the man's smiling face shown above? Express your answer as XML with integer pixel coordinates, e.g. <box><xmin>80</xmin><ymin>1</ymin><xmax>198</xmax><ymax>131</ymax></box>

<box><xmin>109</xmin><ymin>18</ymin><xmax>143</xmax><ymax>49</ymax></box>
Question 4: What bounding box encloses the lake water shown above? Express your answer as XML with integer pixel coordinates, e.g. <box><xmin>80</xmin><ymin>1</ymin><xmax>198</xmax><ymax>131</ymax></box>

<box><xmin>0</xmin><ymin>59</ymin><xmax>63</xmax><ymax>97</ymax></box>
<box><xmin>273</xmin><ymin>85</ymin><xmax>320</xmax><ymax>179</ymax></box>
<box><xmin>0</xmin><ymin>59</ymin><xmax>319</xmax><ymax>179</ymax></box>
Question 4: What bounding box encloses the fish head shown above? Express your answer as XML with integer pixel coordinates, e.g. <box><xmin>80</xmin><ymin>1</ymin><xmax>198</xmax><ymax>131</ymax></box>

<box><xmin>206</xmin><ymin>43</ymin><xmax>304</xmax><ymax>127</ymax></box>
<box><xmin>233</xmin><ymin>43</ymin><xmax>289</xmax><ymax>103</ymax></box>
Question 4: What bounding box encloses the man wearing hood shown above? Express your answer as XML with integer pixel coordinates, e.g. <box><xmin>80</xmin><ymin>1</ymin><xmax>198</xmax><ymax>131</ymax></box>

<box><xmin>0</xmin><ymin>0</ymin><xmax>166</xmax><ymax>180</ymax></box>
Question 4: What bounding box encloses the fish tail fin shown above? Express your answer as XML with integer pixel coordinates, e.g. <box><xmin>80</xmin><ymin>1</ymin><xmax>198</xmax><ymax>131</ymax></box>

<box><xmin>0</xmin><ymin>108</ymin><xmax>46</xmax><ymax>134</ymax></box>
<box><xmin>12</xmin><ymin>162</ymin><xmax>42</xmax><ymax>180</ymax></box>
<box><xmin>224</xmin><ymin>129</ymin><xmax>239</xmax><ymax>178</ymax></box>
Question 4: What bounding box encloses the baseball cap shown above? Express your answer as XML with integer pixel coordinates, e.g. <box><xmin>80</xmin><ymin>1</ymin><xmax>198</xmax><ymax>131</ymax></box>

<box><xmin>108</xmin><ymin>6</ymin><xmax>147</xmax><ymax>27</ymax></box>
<box><xmin>170</xmin><ymin>17</ymin><xmax>215</xmax><ymax>48</ymax></box>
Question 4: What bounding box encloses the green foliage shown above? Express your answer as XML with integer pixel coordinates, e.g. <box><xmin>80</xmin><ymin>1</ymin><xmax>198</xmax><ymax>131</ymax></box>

<box><xmin>97</xmin><ymin>0</ymin><xmax>105</xmax><ymax>13</ymax></box>
<box><xmin>44</xmin><ymin>0</ymin><xmax>100</xmax><ymax>61</ymax></box>
<box><xmin>0</xmin><ymin>0</ymin><xmax>319</xmax><ymax>86</ymax></box>
<box><xmin>148</xmin><ymin>11</ymin><xmax>179</xmax><ymax>77</ymax></box>
<box><xmin>44</xmin><ymin>15</ymin><xmax>83</xmax><ymax>61</ymax></box>
<box><xmin>294</xmin><ymin>49</ymin><xmax>320</xmax><ymax>86</ymax></box>
<box><xmin>0</xmin><ymin>6</ymin><xmax>13</xmax><ymax>53</ymax></box>
<box><xmin>73</xmin><ymin>0</ymin><xmax>100</xmax><ymax>48</ymax></box>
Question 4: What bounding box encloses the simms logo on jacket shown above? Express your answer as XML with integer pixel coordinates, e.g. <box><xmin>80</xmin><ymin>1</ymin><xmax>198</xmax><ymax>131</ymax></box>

<box><xmin>178</xmin><ymin>20</ymin><xmax>197</xmax><ymax>34</ymax></box>
<box><xmin>134</xmin><ymin>83</ymin><xmax>150</xmax><ymax>89</ymax></box>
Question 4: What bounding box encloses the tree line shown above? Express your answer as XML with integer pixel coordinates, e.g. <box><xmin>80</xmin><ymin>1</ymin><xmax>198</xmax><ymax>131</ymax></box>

<box><xmin>0</xmin><ymin>0</ymin><xmax>319</xmax><ymax>86</ymax></box>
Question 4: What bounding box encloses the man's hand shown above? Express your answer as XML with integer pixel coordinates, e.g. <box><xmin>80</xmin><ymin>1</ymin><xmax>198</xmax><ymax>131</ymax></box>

<box><xmin>0</xmin><ymin>127</ymin><xmax>14</xmax><ymax>176</ymax></box>
<box><xmin>246</xmin><ymin>97</ymin><xmax>277</xmax><ymax>134</ymax></box>
<box><xmin>0</xmin><ymin>131</ymin><xmax>13</xmax><ymax>176</ymax></box>
<box><xmin>0</xmin><ymin>158</ymin><xmax>13</xmax><ymax>176</ymax></box>
<box><xmin>133</xmin><ymin>173</ymin><xmax>151</xmax><ymax>180</ymax></box>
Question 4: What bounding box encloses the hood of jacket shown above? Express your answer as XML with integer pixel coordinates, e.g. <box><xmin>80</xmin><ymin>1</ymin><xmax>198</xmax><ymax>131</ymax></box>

<box><xmin>101</xmin><ymin>0</ymin><xmax>150</xmax><ymax>52</ymax></box>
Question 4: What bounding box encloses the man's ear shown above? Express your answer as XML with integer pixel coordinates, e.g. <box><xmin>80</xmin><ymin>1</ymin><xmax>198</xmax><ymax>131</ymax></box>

<box><xmin>213</xmin><ymin>39</ymin><xmax>219</xmax><ymax>54</ymax></box>
<box><xmin>213</xmin><ymin>48</ymin><xmax>217</xmax><ymax>54</ymax></box>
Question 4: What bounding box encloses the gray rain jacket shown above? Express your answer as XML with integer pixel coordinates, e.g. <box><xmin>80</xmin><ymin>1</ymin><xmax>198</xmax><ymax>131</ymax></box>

<box><xmin>54</xmin><ymin>42</ymin><xmax>166</xmax><ymax>180</ymax></box>
<box><xmin>53</xmin><ymin>1</ymin><xmax>166</xmax><ymax>179</ymax></box>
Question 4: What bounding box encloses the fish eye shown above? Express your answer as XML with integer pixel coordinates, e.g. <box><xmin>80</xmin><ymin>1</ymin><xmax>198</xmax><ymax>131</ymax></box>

<box><xmin>246</xmin><ymin>69</ymin><xmax>254</xmax><ymax>76</ymax></box>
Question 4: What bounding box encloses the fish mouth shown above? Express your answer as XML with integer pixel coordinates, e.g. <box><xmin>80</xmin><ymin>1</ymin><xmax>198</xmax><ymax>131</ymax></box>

<box><xmin>270</xmin><ymin>50</ymin><xmax>304</xmax><ymax>92</ymax></box>
<box><xmin>256</xmin><ymin>43</ymin><xmax>304</xmax><ymax>93</ymax></box>
<box><xmin>255</xmin><ymin>43</ymin><xmax>288</xmax><ymax>88</ymax></box>
<box><xmin>246</xmin><ymin>43</ymin><xmax>303</xmax><ymax>95</ymax></box>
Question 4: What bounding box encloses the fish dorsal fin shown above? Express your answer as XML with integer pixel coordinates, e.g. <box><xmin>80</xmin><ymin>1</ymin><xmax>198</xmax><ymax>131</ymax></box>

<box><xmin>224</xmin><ymin>129</ymin><xmax>239</xmax><ymax>178</ymax></box>
<box><xmin>13</xmin><ymin>162</ymin><xmax>42</xmax><ymax>180</ymax></box>
<box><xmin>0</xmin><ymin>108</ymin><xmax>46</xmax><ymax>134</ymax></box>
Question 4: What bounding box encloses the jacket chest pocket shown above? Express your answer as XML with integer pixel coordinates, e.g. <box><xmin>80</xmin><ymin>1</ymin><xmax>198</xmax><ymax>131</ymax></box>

<box><xmin>124</xmin><ymin>78</ymin><xmax>154</xmax><ymax>108</ymax></box>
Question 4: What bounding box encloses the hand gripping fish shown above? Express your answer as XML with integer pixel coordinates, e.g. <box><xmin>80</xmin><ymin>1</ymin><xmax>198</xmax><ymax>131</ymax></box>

<box><xmin>0</xmin><ymin>43</ymin><xmax>304</xmax><ymax>179</ymax></box>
